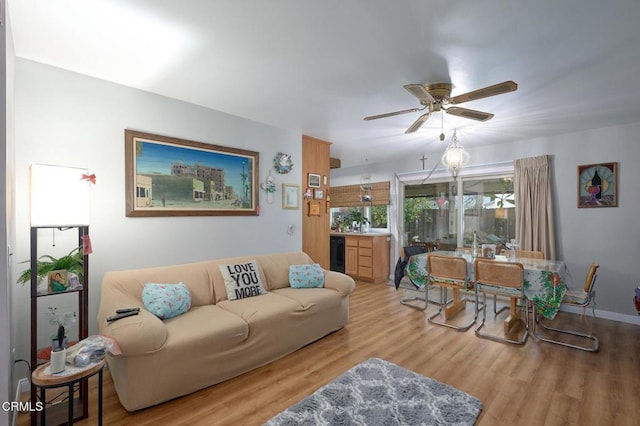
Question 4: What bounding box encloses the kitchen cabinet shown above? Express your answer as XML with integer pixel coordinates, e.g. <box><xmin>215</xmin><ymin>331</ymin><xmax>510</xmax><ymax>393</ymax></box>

<box><xmin>344</xmin><ymin>234</ymin><xmax>390</xmax><ymax>283</ymax></box>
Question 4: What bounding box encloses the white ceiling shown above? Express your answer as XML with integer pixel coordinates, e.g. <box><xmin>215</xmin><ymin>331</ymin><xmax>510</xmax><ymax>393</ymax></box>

<box><xmin>9</xmin><ymin>0</ymin><xmax>640</xmax><ymax>168</ymax></box>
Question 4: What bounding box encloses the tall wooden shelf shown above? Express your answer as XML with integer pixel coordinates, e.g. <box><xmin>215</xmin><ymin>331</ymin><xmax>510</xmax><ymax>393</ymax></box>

<box><xmin>30</xmin><ymin>226</ymin><xmax>90</xmax><ymax>425</ymax></box>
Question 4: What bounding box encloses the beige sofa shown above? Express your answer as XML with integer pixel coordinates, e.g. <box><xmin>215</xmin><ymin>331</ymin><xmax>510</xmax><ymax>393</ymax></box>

<box><xmin>97</xmin><ymin>251</ymin><xmax>355</xmax><ymax>411</ymax></box>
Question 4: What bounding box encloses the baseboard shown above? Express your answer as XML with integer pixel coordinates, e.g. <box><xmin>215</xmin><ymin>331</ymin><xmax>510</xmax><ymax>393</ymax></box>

<box><xmin>559</xmin><ymin>305</ymin><xmax>640</xmax><ymax>325</ymax></box>
<box><xmin>14</xmin><ymin>377</ymin><xmax>29</xmax><ymax>402</ymax></box>
<box><xmin>19</xmin><ymin>378</ymin><xmax>29</xmax><ymax>394</ymax></box>
<box><xmin>12</xmin><ymin>378</ymin><xmax>29</xmax><ymax>426</ymax></box>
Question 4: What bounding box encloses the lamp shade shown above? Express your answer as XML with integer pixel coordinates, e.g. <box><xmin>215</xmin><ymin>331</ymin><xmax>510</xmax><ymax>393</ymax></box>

<box><xmin>441</xmin><ymin>130</ymin><xmax>470</xmax><ymax>179</ymax></box>
<box><xmin>30</xmin><ymin>164</ymin><xmax>91</xmax><ymax>226</ymax></box>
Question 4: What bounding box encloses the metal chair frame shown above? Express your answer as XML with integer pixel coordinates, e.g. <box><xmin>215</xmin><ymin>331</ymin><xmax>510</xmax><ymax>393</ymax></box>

<box><xmin>474</xmin><ymin>259</ymin><xmax>529</xmax><ymax>345</ymax></box>
<box><xmin>398</xmin><ymin>245</ymin><xmax>454</xmax><ymax>311</ymax></box>
<box><xmin>400</xmin><ymin>283</ymin><xmax>429</xmax><ymax>311</ymax></box>
<box><xmin>532</xmin><ymin>263</ymin><xmax>600</xmax><ymax>352</ymax></box>
<box><xmin>398</xmin><ymin>245</ymin><xmax>429</xmax><ymax>311</ymax></box>
<box><xmin>427</xmin><ymin>254</ymin><xmax>475</xmax><ymax>331</ymax></box>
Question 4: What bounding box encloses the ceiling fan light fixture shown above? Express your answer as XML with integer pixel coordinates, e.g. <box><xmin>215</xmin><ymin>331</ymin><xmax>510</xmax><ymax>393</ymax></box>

<box><xmin>441</xmin><ymin>130</ymin><xmax>469</xmax><ymax>179</ymax></box>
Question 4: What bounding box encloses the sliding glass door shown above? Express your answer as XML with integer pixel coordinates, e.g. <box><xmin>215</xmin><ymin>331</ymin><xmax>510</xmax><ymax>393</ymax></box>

<box><xmin>403</xmin><ymin>175</ymin><xmax>514</xmax><ymax>253</ymax></box>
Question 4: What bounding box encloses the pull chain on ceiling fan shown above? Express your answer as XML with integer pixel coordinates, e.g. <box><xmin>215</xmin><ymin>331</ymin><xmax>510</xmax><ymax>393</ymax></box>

<box><xmin>364</xmin><ymin>80</ymin><xmax>517</xmax><ymax>134</ymax></box>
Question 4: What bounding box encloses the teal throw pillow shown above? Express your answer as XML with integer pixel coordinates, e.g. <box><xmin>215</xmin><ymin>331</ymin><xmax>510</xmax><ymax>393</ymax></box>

<box><xmin>142</xmin><ymin>283</ymin><xmax>192</xmax><ymax>319</ymax></box>
<box><xmin>289</xmin><ymin>264</ymin><xmax>325</xmax><ymax>288</ymax></box>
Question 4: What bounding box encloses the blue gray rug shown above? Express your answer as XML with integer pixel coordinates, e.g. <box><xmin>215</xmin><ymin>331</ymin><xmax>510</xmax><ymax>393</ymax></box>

<box><xmin>265</xmin><ymin>357</ymin><xmax>482</xmax><ymax>425</ymax></box>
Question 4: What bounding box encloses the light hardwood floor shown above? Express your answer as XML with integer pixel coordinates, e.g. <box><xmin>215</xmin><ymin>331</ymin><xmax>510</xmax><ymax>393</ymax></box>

<box><xmin>19</xmin><ymin>281</ymin><xmax>640</xmax><ymax>425</ymax></box>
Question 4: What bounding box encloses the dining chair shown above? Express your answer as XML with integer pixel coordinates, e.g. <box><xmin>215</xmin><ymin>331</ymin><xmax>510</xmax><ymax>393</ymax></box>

<box><xmin>397</xmin><ymin>245</ymin><xmax>428</xmax><ymax>310</ymax></box>
<box><xmin>562</xmin><ymin>262</ymin><xmax>599</xmax><ymax>314</ymax></box>
<box><xmin>474</xmin><ymin>259</ymin><xmax>529</xmax><ymax>345</ymax></box>
<box><xmin>502</xmin><ymin>249</ymin><xmax>544</xmax><ymax>259</ymax></box>
<box><xmin>532</xmin><ymin>263</ymin><xmax>600</xmax><ymax>352</ymax></box>
<box><xmin>410</xmin><ymin>241</ymin><xmax>433</xmax><ymax>253</ymax></box>
<box><xmin>427</xmin><ymin>254</ymin><xmax>475</xmax><ymax>331</ymax></box>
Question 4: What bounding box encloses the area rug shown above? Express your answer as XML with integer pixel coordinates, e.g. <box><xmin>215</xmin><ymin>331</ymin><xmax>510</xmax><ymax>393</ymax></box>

<box><xmin>264</xmin><ymin>358</ymin><xmax>482</xmax><ymax>426</ymax></box>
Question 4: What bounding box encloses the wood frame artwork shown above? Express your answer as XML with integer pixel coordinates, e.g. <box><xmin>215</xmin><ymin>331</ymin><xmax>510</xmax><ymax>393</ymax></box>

<box><xmin>308</xmin><ymin>201</ymin><xmax>321</xmax><ymax>216</ymax></box>
<box><xmin>577</xmin><ymin>162</ymin><xmax>618</xmax><ymax>208</ymax></box>
<box><xmin>307</xmin><ymin>173</ymin><xmax>321</xmax><ymax>188</ymax></box>
<box><xmin>125</xmin><ymin>130</ymin><xmax>259</xmax><ymax>217</ymax></box>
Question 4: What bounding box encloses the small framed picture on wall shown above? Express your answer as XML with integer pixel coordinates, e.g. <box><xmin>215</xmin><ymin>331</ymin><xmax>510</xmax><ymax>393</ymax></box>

<box><xmin>307</xmin><ymin>173</ymin><xmax>321</xmax><ymax>188</ymax></box>
<box><xmin>282</xmin><ymin>184</ymin><xmax>300</xmax><ymax>210</ymax></box>
<box><xmin>314</xmin><ymin>189</ymin><xmax>324</xmax><ymax>200</ymax></box>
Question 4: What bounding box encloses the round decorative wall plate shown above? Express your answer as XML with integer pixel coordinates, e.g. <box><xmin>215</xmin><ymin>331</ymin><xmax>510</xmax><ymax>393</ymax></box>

<box><xmin>273</xmin><ymin>152</ymin><xmax>293</xmax><ymax>174</ymax></box>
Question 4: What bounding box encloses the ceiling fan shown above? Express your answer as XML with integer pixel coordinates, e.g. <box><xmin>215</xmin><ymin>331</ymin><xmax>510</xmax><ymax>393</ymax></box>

<box><xmin>364</xmin><ymin>80</ymin><xmax>517</xmax><ymax>134</ymax></box>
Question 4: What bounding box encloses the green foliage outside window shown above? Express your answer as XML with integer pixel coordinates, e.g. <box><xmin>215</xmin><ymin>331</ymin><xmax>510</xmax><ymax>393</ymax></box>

<box><xmin>371</xmin><ymin>205</ymin><xmax>388</xmax><ymax>228</ymax></box>
<box><xmin>404</xmin><ymin>197</ymin><xmax>433</xmax><ymax>226</ymax></box>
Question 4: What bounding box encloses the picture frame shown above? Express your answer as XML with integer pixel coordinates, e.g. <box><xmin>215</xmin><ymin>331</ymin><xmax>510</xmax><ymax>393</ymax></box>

<box><xmin>308</xmin><ymin>201</ymin><xmax>321</xmax><ymax>216</ymax></box>
<box><xmin>314</xmin><ymin>189</ymin><xmax>324</xmax><ymax>200</ymax></box>
<box><xmin>48</xmin><ymin>270</ymin><xmax>69</xmax><ymax>294</ymax></box>
<box><xmin>282</xmin><ymin>183</ymin><xmax>300</xmax><ymax>209</ymax></box>
<box><xmin>307</xmin><ymin>173</ymin><xmax>321</xmax><ymax>188</ymax></box>
<box><xmin>125</xmin><ymin>130</ymin><xmax>259</xmax><ymax>216</ymax></box>
<box><xmin>577</xmin><ymin>162</ymin><xmax>618</xmax><ymax>208</ymax></box>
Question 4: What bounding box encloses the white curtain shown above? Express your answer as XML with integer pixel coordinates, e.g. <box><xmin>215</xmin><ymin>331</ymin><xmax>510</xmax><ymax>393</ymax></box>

<box><xmin>514</xmin><ymin>155</ymin><xmax>556</xmax><ymax>259</ymax></box>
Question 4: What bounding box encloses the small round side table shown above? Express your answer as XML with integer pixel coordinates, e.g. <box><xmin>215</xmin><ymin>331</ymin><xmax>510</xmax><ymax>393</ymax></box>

<box><xmin>31</xmin><ymin>359</ymin><xmax>105</xmax><ymax>425</ymax></box>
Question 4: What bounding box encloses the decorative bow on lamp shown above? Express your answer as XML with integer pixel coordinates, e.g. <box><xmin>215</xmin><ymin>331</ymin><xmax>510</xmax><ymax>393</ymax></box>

<box><xmin>441</xmin><ymin>130</ymin><xmax>470</xmax><ymax>180</ymax></box>
<box><xmin>81</xmin><ymin>173</ymin><xmax>97</xmax><ymax>184</ymax></box>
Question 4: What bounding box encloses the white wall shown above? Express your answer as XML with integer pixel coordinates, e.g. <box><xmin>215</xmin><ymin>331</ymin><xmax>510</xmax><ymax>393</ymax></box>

<box><xmin>2</xmin><ymin>2</ymin><xmax>14</xmax><ymax>422</ymax></box>
<box><xmin>11</xmin><ymin>59</ymin><xmax>303</xmax><ymax>361</ymax></box>
<box><xmin>332</xmin><ymin>124</ymin><xmax>640</xmax><ymax>322</ymax></box>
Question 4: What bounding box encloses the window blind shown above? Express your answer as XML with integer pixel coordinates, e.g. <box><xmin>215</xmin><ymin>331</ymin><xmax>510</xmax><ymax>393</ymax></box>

<box><xmin>330</xmin><ymin>181</ymin><xmax>390</xmax><ymax>207</ymax></box>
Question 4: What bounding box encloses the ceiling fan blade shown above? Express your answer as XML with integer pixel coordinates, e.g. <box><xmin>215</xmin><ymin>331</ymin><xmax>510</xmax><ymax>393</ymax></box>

<box><xmin>404</xmin><ymin>84</ymin><xmax>435</xmax><ymax>104</ymax></box>
<box><xmin>448</xmin><ymin>80</ymin><xmax>517</xmax><ymax>105</ymax></box>
<box><xmin>445</xmin><ymin>106</ymin><xmax>494</xmax><ymax>121</ymax></box>
<box><xmin>363</xmin><ymin>107</ymin><xmax>423</xmax><ymax>121</ymax></box>
<box><xmin>405</xmin><ymin>112</ymin><xmax>430</xmax><ymax>133</ymax></box>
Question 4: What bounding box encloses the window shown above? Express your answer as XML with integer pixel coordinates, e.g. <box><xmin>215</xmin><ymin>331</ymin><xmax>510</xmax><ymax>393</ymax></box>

<box><xmin>330</xmin><ymin>205</ymin><xmax>389</xmax><ymax>232</ymax></box>
<box><xmin>403</xmin><ymin>175</ymin><xmax>514</xmax><ymax>252</ymax></box>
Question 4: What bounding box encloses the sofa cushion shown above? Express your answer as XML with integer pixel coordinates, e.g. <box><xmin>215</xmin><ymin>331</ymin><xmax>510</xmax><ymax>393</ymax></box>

<box><xmin>101</xmin><ymin>261</ymin><xmax>215</xmax><ymax>307</ymax></box>
<box><xmin>163</xmin><ymin>305</ymin><xmax>248</xmax><ymax>349</ymax></box>
<box><xmin>289</xmin><ymin>264</ymin><xmax>325</xmax><ymax>288</ymax></box>
<box><xmin>219</xmin><ymin>260</ymin><xmax>266</xmax><ymax>300</ymax></box>
<box><xmin>272</xmin><ymin>287</ymin><xmax>343</xmax><ymax>313</ymax></box>
<box><xmin>252</xmin><ymin>252</ymin><xmax>316</xmax><ymax>291</ymax></box>
<box><xmin>218</xmin><ymin>292</ymin><xmax>303</xmax><ymax>327</ymax></box>
<box><xmin>142</xmin><ymin>283</ymin><xmax>192</xmax><ymax>319</ymax></box>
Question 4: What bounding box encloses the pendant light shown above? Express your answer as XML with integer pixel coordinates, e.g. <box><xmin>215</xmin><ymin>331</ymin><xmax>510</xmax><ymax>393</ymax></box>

<box><xmin>441</xmin><ymin>130</ymin><xmax>470</xmax><ymax>180</ymax></box>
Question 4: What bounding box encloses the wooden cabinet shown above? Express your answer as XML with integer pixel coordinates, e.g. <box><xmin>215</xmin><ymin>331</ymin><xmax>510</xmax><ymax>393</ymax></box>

<box><xmin>344</xmin><ymin>235</ymin><xmax>390</xmax><ymax>284</ymax></box>
<box><xmin>345</xmin><ymin>240</ymin><xmax>359</xmax><ymax>276</ymax></box>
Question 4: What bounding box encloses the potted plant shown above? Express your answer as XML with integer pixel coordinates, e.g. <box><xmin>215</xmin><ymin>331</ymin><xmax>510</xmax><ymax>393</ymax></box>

<box><xmin>347</xmin><ymin>210</ymin><xmax>370</xmax><ymax>232</ymax></box>
<box><xmin>17</xmin><ymin>247</ymin><xmax>84</xmax><ymax>293</ymax></box>
<box><xmin>46</xmin><ymin>307</ymin><xmax>77</xmax><ymax>349</ymax></box>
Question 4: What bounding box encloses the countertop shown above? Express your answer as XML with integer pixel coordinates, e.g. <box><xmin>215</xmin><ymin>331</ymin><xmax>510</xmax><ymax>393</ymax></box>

<box><xmin>330</xmin><ymin>231</ymin><xmax>391</xmax><ymax>237</ymax></box>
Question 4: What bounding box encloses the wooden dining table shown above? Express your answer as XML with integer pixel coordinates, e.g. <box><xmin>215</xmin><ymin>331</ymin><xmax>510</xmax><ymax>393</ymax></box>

<box><xmin>405</xmin><ymin>251</ymin><xmax>568</xmax><ymax>325</ymax></box>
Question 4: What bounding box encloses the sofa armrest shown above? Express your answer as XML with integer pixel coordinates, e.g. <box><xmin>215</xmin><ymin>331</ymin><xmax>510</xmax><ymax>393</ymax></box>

<box><xmin>97</xmin><ymin>308</ymin><xmax>167</xmax><ymax>357</ymax></box>
<box><xmin>323</xmin><ymin>270</ymin><xmax>356</xmax><ymax>297</ymax></box>
<box><xmin>97</xmin><ymin>279</ymin><xmax>167</xmax><ymax>357</ymax></box>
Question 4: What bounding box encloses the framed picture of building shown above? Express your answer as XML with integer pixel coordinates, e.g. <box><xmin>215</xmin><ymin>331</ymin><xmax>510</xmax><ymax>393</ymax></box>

<box><xmin>125</xmin><ymin>130</ymin><xmax>259</xmax><ymax>216</ymax></box>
